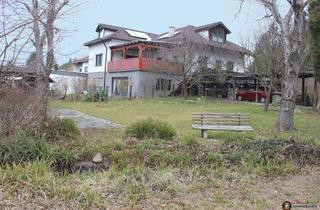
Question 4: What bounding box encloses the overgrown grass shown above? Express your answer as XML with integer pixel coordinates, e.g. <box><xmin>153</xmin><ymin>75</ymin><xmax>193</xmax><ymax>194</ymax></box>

<box><xmin>0</xmin><ymin>130</ymin><xmax>76</xmax><ymax>172</ymax></box>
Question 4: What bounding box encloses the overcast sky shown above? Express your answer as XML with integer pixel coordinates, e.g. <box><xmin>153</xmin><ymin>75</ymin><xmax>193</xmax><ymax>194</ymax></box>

<box><xmin>55</xmin><ymin>0</ymin><xmax>266</xmax><ymax>64</ymax></box>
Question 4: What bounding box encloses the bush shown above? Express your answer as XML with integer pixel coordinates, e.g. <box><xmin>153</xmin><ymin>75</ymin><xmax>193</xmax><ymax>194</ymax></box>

<box><xmin>125</xmin><ymin>118</ymin><xmax>176</xmax><ymax>140</ymax></box>
<box><xmin>43</xmin><ymin>118</ymin><xmax>80</xmax><ymax>141</ymax></box>
<box><xmin>84</xmin><ymin>90</ymin><xmax>107</xmax><ymax>102</ymax></box>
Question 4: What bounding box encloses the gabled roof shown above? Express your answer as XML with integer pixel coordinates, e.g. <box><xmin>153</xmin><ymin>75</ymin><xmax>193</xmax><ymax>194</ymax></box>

<box><xmin>85</xmin><ymin>22</ymin><xmax>247</xmax><ymax>54</ymax></box>
<box><xmin>84</xmin><ymin>24</ymin><xmax>158</xmax><ymax>46</ymax></box>
<box><xmin>155</xmin><ymin>25</ymin><xmax>248</xmax><ymax>54</ymax></box>
<box><xmin>72</xmin><ymin>56</ymin><xmax>89</xmax><ymax>64</ymax></box>
<box><xmin>95</xmin><ymin>23</ymin><xmax>158</xmax><ymax>38</ymax></box>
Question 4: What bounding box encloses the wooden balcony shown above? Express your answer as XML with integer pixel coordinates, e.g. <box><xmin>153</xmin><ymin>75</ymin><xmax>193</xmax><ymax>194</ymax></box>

<box><xmin>108</xmin><ymin>58</ymin><xmax>181</xmax><ymax>75</ymax></box>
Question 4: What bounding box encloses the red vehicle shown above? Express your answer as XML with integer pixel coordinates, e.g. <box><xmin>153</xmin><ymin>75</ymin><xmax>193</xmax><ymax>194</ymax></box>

<box><xmin>236</xmin><ymin>87</ymin><xmax>269</xmax><ymax>103</ymax></box>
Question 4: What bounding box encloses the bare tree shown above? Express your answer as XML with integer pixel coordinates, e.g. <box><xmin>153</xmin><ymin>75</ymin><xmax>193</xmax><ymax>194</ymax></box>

<box><xmin>0</xmin><ymin>0</ymin><xmax>81</xmax><ymax>133</ymax></box>
<box><xmin>154</xmin><ymin>41</ymin><xmax>240</xmax><ymax>99</ymax></box>
<box><xmin>0</xmin><ymin>0</ymin><xmax>34</xmax><ymax>75</ymax></box>
<box><xmin>250</xmin><ymin>23</ymin><xmax>285</xmax><ymax>111</ymax></box>
<box><xmin>239</xmin><ymin>0</ymin><xmax>311</xmax><ymax>131</ymax></box>
<box><xmin>17</xmin><ymin>0</ymin><xmax>71</xmax><ymax>124</ymax></box>
<box><xmin>72</xmin><ymin>77</ymin><xmax>86</xmax><ymax>100</ymax></box>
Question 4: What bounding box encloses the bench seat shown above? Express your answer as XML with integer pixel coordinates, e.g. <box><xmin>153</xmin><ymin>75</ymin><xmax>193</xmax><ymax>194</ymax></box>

<box><xmin>192</xmin><ymin>112</ymin><xmax>254</xmax><ymax>139</ymax></box>
<box><xmin>192</xmin><ymin>124</ymin><xmax>254</xmax><ymax>131</ymax></box>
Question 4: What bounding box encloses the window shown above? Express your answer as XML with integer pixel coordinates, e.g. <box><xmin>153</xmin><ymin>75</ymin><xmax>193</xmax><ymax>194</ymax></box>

<box><xmin>210</xmin><ymin>30</ymin><xmax>225</xmax><ymax>43</ymax></box>
<box><xmin>95</xmin><ymin>54</ymin><xmax>103</xmax><ymax>66</ymax></box>
<box><xmin>79</xmin><ymin>68</ymin><xmax>82</xmax><ymax>72</ymax></box>
<box><xmin>112</xmin><ymin>77</ymin><xmax>129</xmax><ymax>97</ymax></box>
<box><xmin>226</xmin><ymin>61</ymin><xmax>234</xmax><ymax>71</ymax></box>
<box><xmin>84</xmin><ymin>66</ymin><xmax>88</xmax><ymax>73</ymax></box>
<box><xmin>215</xmin><ymin>60</ymin><xmax>222</xmax><ymax>69</ymax></box>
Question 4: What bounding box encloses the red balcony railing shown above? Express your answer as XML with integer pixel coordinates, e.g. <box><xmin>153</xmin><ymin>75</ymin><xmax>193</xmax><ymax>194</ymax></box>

<box><xmin>108</xmin><ymin>58</ymin><xmax>182</xmax><ymax>75</ymax></box>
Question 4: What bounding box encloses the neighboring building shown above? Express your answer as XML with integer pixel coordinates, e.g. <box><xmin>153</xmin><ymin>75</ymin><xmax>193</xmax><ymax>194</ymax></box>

<box><xmin>72</xmin><ymin>57</ymin><xmax>89</xmax><ymax>73</ymax></box>
<box><xmin>84</xmin><ymin>24</ymin><xmax>158</xmax><ymax>91</ymax></box>
<box><xmin>84</xmin><ymin>22</ymin><xmax>248</xmax><ymax>97</ymax></box>
<box><xmin>50</xmin><ymin>70</ymin><xmax>88</xmax><ymax>95</ymax></box>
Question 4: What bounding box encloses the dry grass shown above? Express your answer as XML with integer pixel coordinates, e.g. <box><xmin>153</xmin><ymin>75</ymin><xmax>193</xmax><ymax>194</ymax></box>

<box><xmin>1</xmin><ymin>98</ymin><xmax>320</xmax><ymax>209</ymax></box>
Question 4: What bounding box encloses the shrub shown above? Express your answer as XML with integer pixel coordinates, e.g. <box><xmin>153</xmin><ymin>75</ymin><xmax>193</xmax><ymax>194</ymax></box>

<box><xmin>125</xmin><ymin>118</ymin><xmax>176</xmax><ymax>140</ymax></box>
<box><xmin>84</xmin><ymin>90</ymin><xmax>107</xmax><ymax>102</ymax></box>
<box><xmin>43</xmin><ymin>118</ymin><xmax>80</xmax><ymax>141</ymax></box>
<box><xmin>0</xmin><ymin>87</ymin><xmax>42</xmax><ymax>135</ymax></box>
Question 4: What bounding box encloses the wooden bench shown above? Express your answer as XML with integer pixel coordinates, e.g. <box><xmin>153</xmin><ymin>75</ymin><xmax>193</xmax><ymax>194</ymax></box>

<box><xmin>192</xmin><ymin>113</ymin><xmax>254</xmax><ymax>139</ymax></box>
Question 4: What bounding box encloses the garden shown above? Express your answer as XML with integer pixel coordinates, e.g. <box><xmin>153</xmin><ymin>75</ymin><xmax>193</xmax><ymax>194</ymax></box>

<box><xmin>1</xmin><ymin>98</ymin><xmax>320</xmax><ymax>209</ymax></box>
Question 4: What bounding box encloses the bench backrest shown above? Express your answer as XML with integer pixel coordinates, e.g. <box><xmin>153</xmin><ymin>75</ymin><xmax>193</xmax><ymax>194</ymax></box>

<box><xmin>192</xmin><ymin>113</ymin><xmax>251</xmax><ymax>126</ymax></box>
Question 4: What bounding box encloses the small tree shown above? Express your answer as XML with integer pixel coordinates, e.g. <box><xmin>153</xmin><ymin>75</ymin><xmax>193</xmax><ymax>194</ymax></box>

<box><xmin>250</xmin><ymin>23</ymin><xmax>285</xmax><ymax>111</ymax></box>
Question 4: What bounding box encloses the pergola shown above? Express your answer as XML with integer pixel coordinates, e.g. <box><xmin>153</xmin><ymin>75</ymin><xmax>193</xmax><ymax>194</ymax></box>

<box><xmin>110</xmin><ymin>41</ymin><xmax>171</xmax><ymax>61</ymax></box>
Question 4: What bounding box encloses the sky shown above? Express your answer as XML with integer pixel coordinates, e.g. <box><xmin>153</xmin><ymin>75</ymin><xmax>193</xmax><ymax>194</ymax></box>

<box><xmin>55</xmin><ymin>0</ymin><xmax>266</xmax><ymax>64</ymax></box>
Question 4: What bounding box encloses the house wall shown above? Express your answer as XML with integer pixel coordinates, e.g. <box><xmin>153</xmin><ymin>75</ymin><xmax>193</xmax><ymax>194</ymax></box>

<box><xmin>50</xmin><ymin>74</ymin><xmax>87</xmax><ymax>95</ymax></box>
<box><xmin>106</xmin><ymin>71</ymin><xmax>181</xmax><ymax>98</ymax></box>
<box><xmin>198</xmin><ymin>30</ymin><xmax>209</xmax><ymax>39</ymax></box>
<box><xmin>201</xmin><ymin>49</ymin><xmax>245</xmax><ymax>73</ymax></box>
<box><xmin>136</xmin><ymin>71</ymin><xmax>181</xmax><ymax>97</ymax></box>
<box><xmin>87</xmin><ymin>72</ymin><xmax>105</xmax><ymax>92</ymax></box>
<box><xmin>73</xmin><ymin>61</ymin><xmax>89</xmax><ymax>73</ymax></box>
<box><xmin>149</xmin><ymin>45</ymin><xmax>245</xmax><ymax>73</ymax></box>
<box><xmin>87</xmin><ymin>39</ymin><xmax>128</xmax><ymax>73</ymax></box>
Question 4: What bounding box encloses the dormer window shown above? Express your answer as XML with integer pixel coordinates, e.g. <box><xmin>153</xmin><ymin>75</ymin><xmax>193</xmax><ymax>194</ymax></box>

<box><xmin>209</xmin><ymin>27</ymin><xmax>226</xmax><ymax>43</ymax></box>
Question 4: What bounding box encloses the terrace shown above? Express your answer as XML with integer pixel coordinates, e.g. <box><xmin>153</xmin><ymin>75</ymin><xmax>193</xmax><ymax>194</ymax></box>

<box><xmin>108</xmin><ymin>41</ymin><xmax>181</xmax><ymax>75</ymax></box>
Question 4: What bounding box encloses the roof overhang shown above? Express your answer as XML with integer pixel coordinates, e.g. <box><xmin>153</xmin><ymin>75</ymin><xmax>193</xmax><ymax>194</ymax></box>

<box><xmin>196</xmin><ymin>22</ymin><xmax>231</xmax><ymax>34</ymax></box>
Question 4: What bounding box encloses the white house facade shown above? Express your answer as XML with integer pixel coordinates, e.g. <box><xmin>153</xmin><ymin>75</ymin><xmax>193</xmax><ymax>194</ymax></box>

<box><xmin>83</xmin><ymin>22</ymin><xmax>248</xmax><ymax>98</ymax></box>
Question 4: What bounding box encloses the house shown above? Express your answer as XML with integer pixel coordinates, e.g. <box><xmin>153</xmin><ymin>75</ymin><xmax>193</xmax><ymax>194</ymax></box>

<box><xmin>84</xmin><ymin>22</ymin><xmax>248</xmax><ymax>98</ymax></box>
<box><xmin>72</xmin><ymin>56</ymin><xmax>89</xmax><ymax>73</ymax></box>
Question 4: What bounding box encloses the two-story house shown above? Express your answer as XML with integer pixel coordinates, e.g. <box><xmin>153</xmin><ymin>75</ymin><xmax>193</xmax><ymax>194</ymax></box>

<box><xmin>84</xmin><ymin>22</ymin><xmax>248</xmax><ymax>97</ymax></box>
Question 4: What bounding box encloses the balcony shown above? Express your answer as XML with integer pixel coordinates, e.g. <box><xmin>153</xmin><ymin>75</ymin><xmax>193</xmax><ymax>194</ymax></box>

<box><xmin>108</xmin><ymin>58</ymin><xmax>181</xmax><ymax>75</ymax></box>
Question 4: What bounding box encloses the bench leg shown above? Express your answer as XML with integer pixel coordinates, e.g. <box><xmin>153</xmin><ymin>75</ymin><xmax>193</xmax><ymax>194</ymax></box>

<box><xmin>202</xmin><ymin>129</ymin><xmax>208</xmax><ymax>139</ymax></box>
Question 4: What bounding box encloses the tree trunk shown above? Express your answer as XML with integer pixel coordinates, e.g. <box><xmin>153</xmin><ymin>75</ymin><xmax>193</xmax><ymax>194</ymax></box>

<box><xmin>313</xmin><ymin>79</ymin><xmax>320</xmax><ymax>110</ymax></box>
<box><xmin>264</xmin><ymin>82</ymin><xmax>273</xmax><ymax>112</ymax></box>
<box><xmin>181</xmin><ymin>79</ymin><xmax>188</xmax><ymax>99</ymax></box>
<box><xmin>276</xmin><ymin>72</ymin><xmax>297</xmax><ymax>131</ymax></box>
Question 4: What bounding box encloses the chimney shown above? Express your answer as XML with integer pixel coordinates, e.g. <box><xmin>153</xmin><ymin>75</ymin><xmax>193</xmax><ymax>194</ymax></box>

<box><xmin>168</xmin><ymin>26</ymin><xmax>175</xmax><ymax>37</ymax></box>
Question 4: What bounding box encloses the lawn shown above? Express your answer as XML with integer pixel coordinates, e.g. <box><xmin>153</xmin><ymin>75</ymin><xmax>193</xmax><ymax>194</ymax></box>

<box><xmin>1</xmin><ymin>98</ymin><xmax>320</xmax><ymax>209</ymax></box>
<box><xmin>50</xmin><ymin>97</ymin><xmax>320</xmax><ymax>145</ymax></box>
